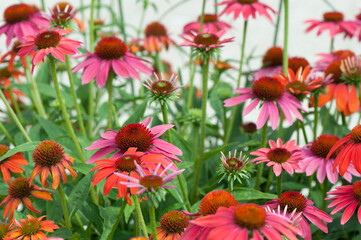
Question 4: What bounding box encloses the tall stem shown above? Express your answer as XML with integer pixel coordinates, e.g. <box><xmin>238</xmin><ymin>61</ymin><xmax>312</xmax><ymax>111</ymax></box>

<box><xmin>40</xmin><ymin>0</ymin><xmax>45</xmax><ymax>11</ymax></box>
<box><xmin>137</xmin><ymin>5</ymin><xmax>147</xmax><ymax>38</ymax></box>
<box><xmin>149</xmin><ymin>199</ymin><xmax>158</xmax><ymax>240</ymax></box>
<box><xmin>106</xmin><ymin>72</ymin><xmax>114</xmax><ymax>129</ymax></box>
<box><xmin>255</xmin><ymin>124</ymin><xmax>267</xmax><ymax>190</ymax></box>
<box><xmin>133</xmin><ymin>195</ymin><xmax>148</xmax><ymax>237</ymax></box>
<box><xmin>330</xmin><ymin>38</ymin><xmax>334</xmax><ymax>53</ymax></box>
<box><xmin>48</xmin><ymin>57</ymin><xmax>86</xmax><ymax>163</ymax></box>
<box><xmin>313</xmin><ymin>94</ymin><xmax>319</xmax><ymax>140</ymax></box>
<box><xmin>7</xmin><ymin>87</ymin><xmax>24</xmax><ymax>123</ymax></box>
<box><xmin>186</xmin><ymin>55</ymin><xmax>197</xmax><ymax>110</ymax></box>
<box><xmin>106</xmin><ymin>200</ymin><xmax>127</xmax><ymax>240</ymax></box>
<box><xmin>192</xmin><ymin>53</ymin><xmax>210</xmax><ymax>202</ymax></box>
<box><xmin>214</xmin><ymin>0</ymin><xmax>218</xmax><ymax>14</ymax></box>
<box><xmin>224</xmin><ymin>21</ymin><xmax>248</xmax><ymax>144</ymax></box>
<box><xmin>118</xmin><ymin>0</ymin><xmax>127</xmax><ymax>42</ymax></box>
<box><xmin>277</xmin><ymin>173</ymin><xmax>282</xmax><ymax>197</ymax></box>
<box><xmin>0</xmin><ymin>89</ymin><xmax>31</xmax><ymax>142</ymax></box>
<box><xmin>0</xmin><ymin>122</ymin><xmax>15</xmax><ymax>145</ymax></box>
<box><xmin>57</xmin><ymin>183</ymin><xmax>72</xmax><ymax>228</ymax></box>
<box><xmin>273</xmin><ymin>0</ymin><xmax>283</xmax><ymax>46</ymax></box>
<box><xmin>322</xmin><ymin>179</ymin><xmax>328</xmax><ymax>211</ymax></box>
<box><xmin>278</xmin><ymin>114</ymin><xmax>284</xmax><ymax>138</ymax></box>
<box><xmin>65</xmin><ymin>55</ymin><xmax>87</xmax><ymax>138</ymax></box>
<box><xmin>198</xmin><ymin>0</ymin><xmax>207</xmax><ymax>33</ymax></box>
<box><xmin>161</xmin><ymin>103</ymin><xmax>172</xmax><ymax>143</ymax></box>
<box><xmin>155</xmin><ymin>52</ymin><xmax>165</xmax><ymax>73</ymax></box>
<box><xmin>282</xmin><ymin>0</ymin><xmax>289</xmax><ymax>75</ymax></box>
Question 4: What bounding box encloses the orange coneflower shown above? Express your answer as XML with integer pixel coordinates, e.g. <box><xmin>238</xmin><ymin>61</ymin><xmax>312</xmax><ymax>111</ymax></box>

<box><xmin>29</xmin><ymin>140</ymin><xmax>77</xmax><ymax>190</ymax></box>
<box><xmin>153</xmin><ymin>211</ymin><xmax>189</xmax><ymax>240</ymax></box>
<box><xmin>0</xmin><ymin>145</ymin><xmax>28</xmax><ymax>184</ymax></box>
<box><xmin>143</xmin><ymin>21</ymin><xmax>175</xmax><ymax>53</ymax></box>
<box><xmin>0</xmin><ymin>41</ymin><xmax>27</xmax><ymax>70</ymax></box>
<box><xmin>5</xmin><ymin>215</ymin><xmax>58</xmax><ymax>239</ymax></box>
<box><xmin>0</xmin><ymin>220</ymin><xmax>13</xmax><ymax>239</ymax></box>
<box><xmin>0</xmin><ymin>177</ymin><xmax>53</xmax><ymax>219</ymax></box>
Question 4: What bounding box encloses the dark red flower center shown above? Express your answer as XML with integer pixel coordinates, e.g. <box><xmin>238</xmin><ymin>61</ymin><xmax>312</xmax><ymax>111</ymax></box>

<box><xmin>20</xmin><ymin>219</ymin><xmax>41</xmax><ymax>237</ymax></box>
<box><xmin>323</xmin><ymin>12</ymin><xmax>344</xmax><ymax>22</ymax></box>
<box><xmin>8</xmin><ymin>177</ymin><xmax>33</xmax><ymax>199</ymax></box>
<box><xmin>252</xmin><ymin>77</ymin><xmax>284</xmax><ymax>101</ymax></box>
<box><xmin>115</xmin><ymin>154</ymin><xmax>142</xmax><ymax>172</ymax></box>
<box><xmin>285</xmin><ymin>81</ymin><xmax>308</xmax><ymax>94</ymax></box>
<box><xmin>279</xmin><ymin>191</ymin><xmax>306</xmax><ymax>212</ymax></box>
<box><xmin>199</xmin><ymin>14</ymin><xmax>218</xmax><ymax>23</ymax></box>
<box><xmin>334</xmin><ymin>50</ymin><xmax>355</xmax><ymax>60</ymax></box>
<box><xmin>151</xmin><ymin>80</ymin><xmax>174</xmax><ymax>95</ymax></box>
<box><xmin>234</xmin><ymin>204</ymin><xmax>266</xmax><ymax>230</ymax></box>
<box><xmin>237</xmin><ymin>0</ymin><xmax>258</xmax><ymax>4</ymax></box>
<box><xmin>193</xmin><ymin>33</ymin><xmax>219</xmax><ymax>47</ymax></box>
<box><xmin>356</xmin><ymin>13</ymin><xmax>361</xmax><ymax>21</ymax></box>
<box><xmin>115</xmin><ymin>123</ymin><xmax>153</xmax><ymax>152</ymax></box>
<box><xmin>95</xmin><ymin>37</ymin><xmax>127</xmax><ymax>60</ymax></box>
<box><xmin>35</xmin><ymin>31</ymin><xmax>61</xmax><ymax>49</ymax></box>
<box><xmin>11</xmin><ymin>41</ymin><xmax>22</xmax><ymax>54</ymax></box>
<box><xmin>226</xmin><ymin>157</ymin><xmax>245</xmax><ymax>171</ymax></box>
<box><xmin>353</xmin><ymin>181</ymin><xmax>361</xmax><ymax>199</ymax></box>
<box><xmin>262</xmin><ymin>47</ymin><xmax>283</xmax><ymax>67</ymax></box>
<box><xmin>0</xmin><ymin>145</ymin><xmax>9</xmax><ymax>158</ymax></box>
<box><xmin>4</xmin><ymin>4</ymin><xmax>34</xmax><ymax>24</ymax></box>
<box><xmin>51</xmin><ymin>2</ymin><xmax>75</xmax><ymax>23</ymax></box>
<box><xmin>144</xmin><ymin>22</ymin><xmax>167</xmax><ymax>37</ymax></box>
<box><xmin>310</xmin><ymin>134</ymin><xmax>339</xmax><ymax>158</ymax></box>
<box><xmin>242</xmin><ymin>122</ymin><xmax>257</xmax><ymax>133</ymax></box>
<box><xmin>0</xmin><ymin>68</ymin><xmax>12</xmax><ymax>79</ymax></box>
<box><xmin>160</xmin><ymin>210</ymin><xmax>189</xmax><ymax>234</ymax></box>
<box><xmin>351</xmin><ymin>125</ymin><xmax>361</xmax><ymax>143</ymax></box>
<box><xmin>267</xmin><ymin>148</ymin><xmax>291</xmax><ymax>163</ymax></box>
<box><xmin>32</xmin><ymin>140</ymin><xmax>64</xmax><ymax>167</ymax></box>
<box><xmin>288</xmin><ymin>57</ymin><xmax>309</xmax><ymax>73</ymax></box>
<box><xmin>139</xmin><ymin>175</ymin><xmax>163</xmax><ymax>188</ymax></box>
<box><xmin>0</xmin><ymin>223</ymin><xmax>9</xmax><ymax>238</ymax></box>
<box><xmin>198</xmin><ymin>190</ymin><xmax>238</xmax><ymax>216</ymax></box>
<box><xmin>325</xmin><ymin>60</ymin><xmax>343</xmax><ymax>83</ymax></box>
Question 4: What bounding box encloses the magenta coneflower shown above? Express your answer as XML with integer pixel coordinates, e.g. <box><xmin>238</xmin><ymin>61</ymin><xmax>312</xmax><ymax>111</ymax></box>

<box><xmin>180</xmin><ymin>30</ymin><xmax>234</xmax><ymax>52</ymax></box>
<box><xmin>183</xmin><ymin>14</ymin><xmax>231</xmax><ymax>33</ymax></box>
<box><xmin>224</xmin><ymin>76</ymin><xmax>305</xmax><ymax>130</ymax></box>
<box><xmin>326</xmin><ymin>180</ymin><xmax>361</xmax><ymax>225</ymax></box>
<box><xmin>85</xmin><ymin>117</ymin><xmax>182</xmax><ymax>163</ymax></box>
<box><xmin>190</xmin><ymin>203</ymin><xmax>300</xmax><ymax>240</ymax></box>
<box><xmin>298</xmin><ymin>134</ymin><xmax>360</xmax><ymax>184</ymax></box>
<box><xmin>305</xmin><ymin>12</ymin><xmax>356</xmax><ymax>39</ymax></box>
<box><xmin>17</xmin><ymin>28</ymin><xmax>81</xmax><ymax>72</ymax></box>
<box><xmin>0</xmin><ymin>3</ymin><xmax>50</xmax><ymax>46</ymax></box>
<box><xmin>72</xmin><ymin>36</ymin><xmax>152</xmax><ymax>88</ymax></box>
<box><xmin>266</xmin><ymin>191</ymin><xmax>332</xmax><ymax>240</ymax></box>
<box><xmin>217</xmin><ymin>0</ymin><xmax>276</xmax><ymax>22</ymax></box>
<box><xmin>251</xmin><ymin>138</ymin><xmax>302</xmax><ymax>176</ymax></box>
<box><xmin>117</xmin><ymin>162</ymin><xmax>184</xmax><ymax>195</ymax></box>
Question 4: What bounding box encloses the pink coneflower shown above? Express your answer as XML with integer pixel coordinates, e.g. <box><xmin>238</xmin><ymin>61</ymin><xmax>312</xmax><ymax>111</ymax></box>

<box><xmin>327</xmin><ymin>124</ymin><xmax>361</xmax><ymax>175</ymax></box>
<box><xmin>326</xmin><ymin>180</ymin><xmax>361</xmax><ymax>225</ymax></box>
<box><xmin>85</xmin><ymin>117</ymin><xmax>182</xmax><ymax>163</ymax></box>
<box><xmin>143</xmin><ymin>73</ymin><xmax>181</xmax><ymax>97</ymax></box>
<box><xmin>49</xmin><ymin>2</ymin><xmax>84</xmax><ymax>31</ymax></box>
<box><xmin>72</xmin><ymin>36</ymin><xmax>152</xmax><ymax>88</ymax></box>
<box><xmin>180</xmin><ymin>30</ymin><xmax>234</xmax><ymax>52</ymax></box>
<box><xmin>298</xmin><ymin>134</ymin><xmax>360</xmax><ymax>184</ymax></box>
<box><xmin>190</xmin><ymin>203</ymin><xmax>300</xmax><ymax>240</ymax></box>
<box><xmin>17</xmin><ymin>28</ymin><xmax>81</xmax><ymax>72</ymax></box>
<box><xmin>251</xmin><ymin>138</ymin><xmax>302</xmax><ymax>176</ymax></box>
<box><xmin>224</xmin><ymin>76</ymin><xmax>305</xmax><ymax>130</ymax></box>
<box><xmin>266</xmin><ymin>191</ymin><xmax>332</xmax><ymax>240</ymax></box>
<box><xmin>143</xmin><ymin>21</ymin><xmax>175</xmax><ymax>53</ymax></box>
<box><xmin>183</xmin><ymin>14</ymin><xmax>231</xmax><ymax>33</ymax></box>
<box><xmin>217</xmin><ymin>0</ymin><xmax>276</xmax><ymax>22</ymax></box>
<box><xmin>116</xmin><ymin>162</ymin><xmax>184</xmax><ymax>195</ymax></box>
<box><xmin>0</xmin><ymin>3</ymin><xmax>50</xmax><ymax>46</ymax></box>
<box><xmin>314</xmin><ymin>50</ymin><xmax>355</xmax><ymax>72</ymax></box>
<box><xmin>305</xmin><ymin>12</ymin><xmax>356</xmax><ymax>39</ymax></box>
<box><xmin>90</xmin><ymin>148</ymin><xmax>175</xmax><ymax>204</ymax></box>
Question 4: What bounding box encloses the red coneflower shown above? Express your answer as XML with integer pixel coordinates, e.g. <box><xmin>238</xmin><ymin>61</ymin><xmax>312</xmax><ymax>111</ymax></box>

<box><xmin>5</xmin><ymin>215</ymin><xmax>58</xmax><ymax>239</ymax></box>
<box><xmin>153</xmin><ymin>211</ymin><xmax>189</xmax><ymax>240</ymax></box>
<box><xmin>254</xmin><ymin>46</ymin><xmax>283</xmax><ymax>81</ymax></box>
<box><xmin>287</xmin><ymin>57</ymin><xmax>310</xmax><ymax>73</ymax></box>
<box><xmin>0</xmin><ymin>145</ymin><xmax>28</xmax><ymax>184</ymax></box>
<box><xmin>143</xmin><ymin>21</ymin><xmax>175</xmax><ymax>53</ymax></box>
<box><xmin>0</xmin><ymin>177</ymin><xmax>53</xmax><ymax>218</ymax></box>
<box><xmin>29</xmin><ymin>140</ymin><xmax>77</xmax><ymax>190</ymax></box>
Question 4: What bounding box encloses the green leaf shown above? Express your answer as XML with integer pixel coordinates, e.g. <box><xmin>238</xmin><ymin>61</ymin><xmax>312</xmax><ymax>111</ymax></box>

<box><xmin>170</xmin><ymin>129</ymin><xmax>193</xmax><ymax>164</ymax></box>
<box><xmin>99</xmin><ymin>206</ymin><xmax>121</xmax><ymax>240</ymax></box>
<box><xmin>124</xmin><ymin>203</ymin><xmax>135</xmax><ymax>224</ymax></box>
<box><xmin>68</xmin><ymin>174</ymin><xmax>93</xmax><ymax>218</ymax></box>
<box><xmin>232</xmin><ymin>187</ymin><xmax>277</xmax><ymax>201</ymax></box>
<box><xmin>36</xmin><ymin>116</ymin><xmax>68</xmax><ymax>139</ymax></box>
<box><xmin>48</xmin><ymin>227</ymin><xmax>74</xmax><ymax>239</ymax></box>
<box><xmin>47</xmin><ymin>193</ymin><xmax>63</xmax><ymax>224</ymax></box>
<box><xmin>204</xmin><ymin>142</ymin><xmax>237</xmax><ymax>162</ymax></box>
<box><xmin>0</xmin><ymin>142</ymin><xmax>40</xmax><ymax>161</ymax></box>
<box><xmin>73</xmin><ymin>163</ymin><xmax>96</xmax><ymax>174</ymax></box>
<box><xmin>123</xmin><ymin>100</ymin><xmax>148</xmax><ymax>125</ymax></box>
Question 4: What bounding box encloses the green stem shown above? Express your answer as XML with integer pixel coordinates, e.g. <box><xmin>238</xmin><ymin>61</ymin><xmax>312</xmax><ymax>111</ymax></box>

<box><xmin>107</xmin><ymin>72</ymin><xmax>114</xmax><ymax>129</ymax></box>
<box><xmin>149</xmin><ymin>199</ymin><xmax>158</xmax><ymax>240</ymax></box>
<box><xmin>264</xmin><ymin>169</ymin><xmax>274</xmax><ymax>192</ymax></box>
<box><xmin>296</xmin><ymin>120</ymin><xmax>300</xmax><ymax>145</ymax></box>
<box><xmin>278</xmin><ymin>114</ymin><xmax>284</xmax><ymax>138</ymax></box>
<box><xmin>57</xmin><ymin>184</ymin><xmax>72</xmax><ymax>228</ymax></box>
<box><xmin>137</xmin><ymin>5</ymin><xmax>147</xmax><ymax>38</ymax></box>
<box><xmin>192</xmin><ymin>53</ymin><xmax>210</xmax><ymax>202</ymax></box>
<box><xmin>0</xmin><ymin>89</ymin><xmax>31</xmax><ymax>142</ymax></box>
<box><xmin>224</xmin><ymin>21</ymin><xmax>248</xmax><ymax>144</ymax></box>
<box><xmin>133</xmin><ymin>195</ymin><xmax>148</xmax><ymax>237</ymax></box>
<box><xmin>40</xmin><ymin>0</ymin><xmax>45</xmax><ymax>11</ymax></box>
<box><xmin>7</xmin><ymin>87</ymin><xmax>24</xmax><ymax>123</ymax></box>
<box><xmin>0</xmin><ymin>121</ymin><xmax>15</xmax><ymax>145</ymax></box>
<box><xmin>198</xmin><ymin>0</ymin><xmax>207</xmax><ymax>33</ymax></box>
<box><xmin>277</xmin><ymin>173</ymin><xmax>282</xmax><ymax>197</ymax></box>
<box><xmin>186</xmin><ymin>55</ymin><xmax>197</xmax><ymax>110</ymax></box>
<box><xmin>255</xmin><ymin>125</ymin><xmax>267</xmax><ymax>190</ymax></box>
<box><xmin>106</xmin><ymin>200</ymin><xmax>127</xmax><ymax>240</ymax></box>
<box><xmin>300</xmin><ymin>119</ymin><xmax>309</xmax><ymax>144</ymax></box>
<box><xmin>48</xmin><ymin>57</ymin><xmax>86</xmax><ymax>163</ymax></box>
<box><xmin>282</xmin><ymin>0</ymin><xmax>289</xmax><ymax>75</ymax></box>
<box><xmin>322</xmin><ymin>179</ymin><xmax>328</xmax><ymax>211</ymax></box>
<box><xmin>65</xmin><ymin>55</ymin><xmax>87</xmax><ymax>138</ymax></box>
<box><xmin>341</xmin><ymin>113</ymin><xmax>346</xmax><ymax>127</ymax></box>
<box><xmin>313</xmin><ymin>94</ymin><xmax>319</xmax><ymax>140</ymax></box>
<box><xmin>118</xmin><ymin>0</ymin><xmax>127</xmax><ymax>42</ymax></box>
<box><xmin>155</xmin><ymin>52</ymin><xmax>165</xmax><ymax>73</ymax></box>
<box><xmin>25</xmin><ymin>57</ymin><xmax>47</xmax><ymax>119</ymax></box>
<box><xmin>330</xmin><ymin>38</ymin><xmax>334</xmax><ymax>53</ymax></box>
<box><xmin>273</xmin><ymin>0</ymin><xmax>283</xmax><ymax>46</ymax></box>
<box><xmin>214</xmin><ymin>0</ymin><xmax>218</xmax><ymax>14</ymax></box>
<box><xmin>161</xmin><ymin>103</ymin><xmax>172</xmax><ymax>143</ymax></box>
